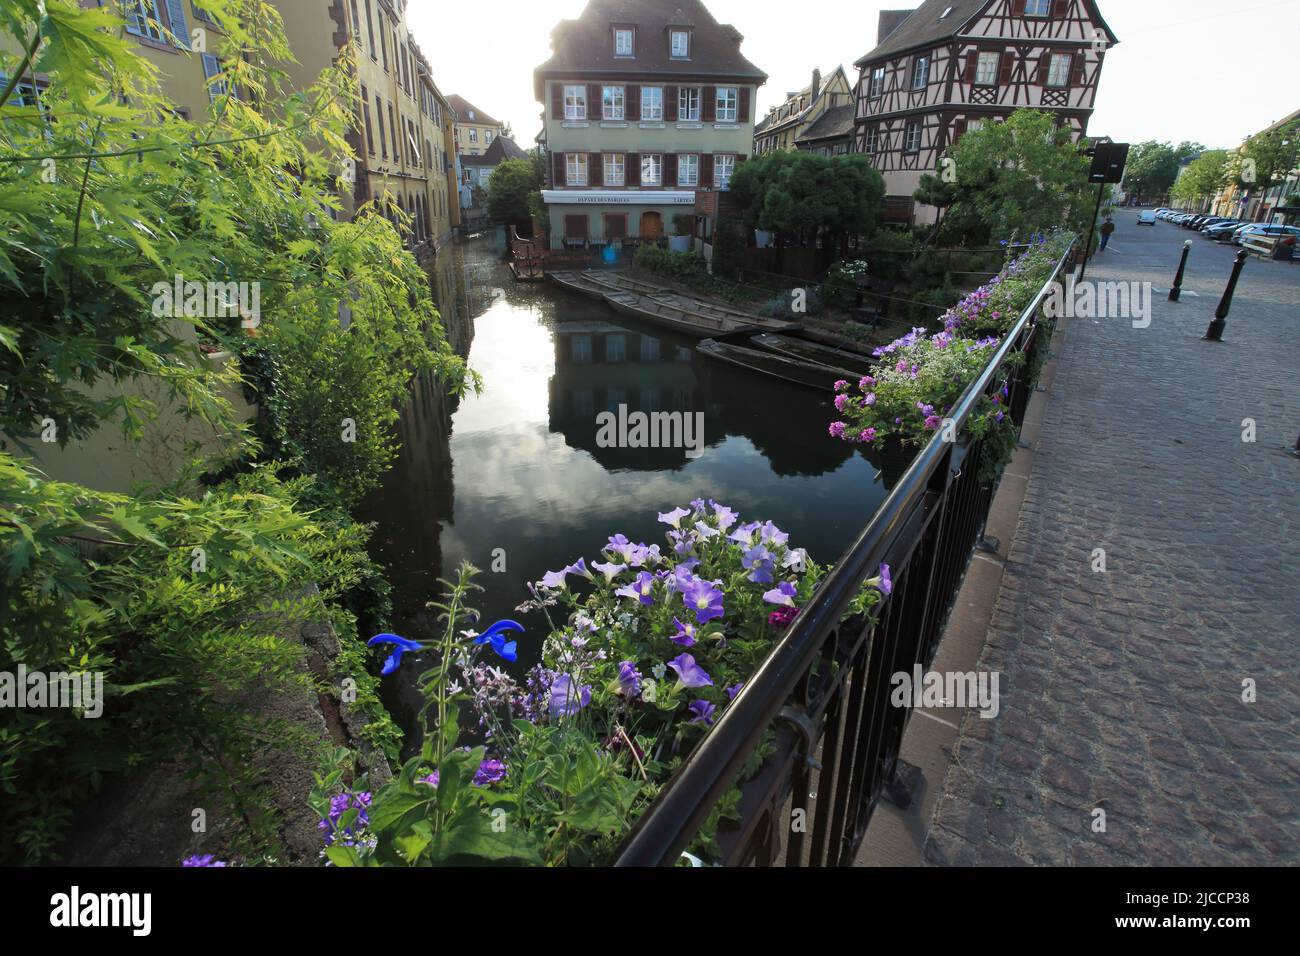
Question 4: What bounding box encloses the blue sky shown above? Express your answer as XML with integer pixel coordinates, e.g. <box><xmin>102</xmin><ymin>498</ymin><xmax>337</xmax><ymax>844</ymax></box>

<box><xmin>406</xmin><ymin>0</ymin><xmax>1298</xmax><ymax>151</ymax></box>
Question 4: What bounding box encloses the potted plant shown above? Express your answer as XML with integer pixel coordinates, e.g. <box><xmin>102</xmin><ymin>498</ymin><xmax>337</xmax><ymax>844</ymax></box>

<box><xmin>669</xmin><ymin>213</ymin><xmax>694</xmax><ymax>253</ymax></box>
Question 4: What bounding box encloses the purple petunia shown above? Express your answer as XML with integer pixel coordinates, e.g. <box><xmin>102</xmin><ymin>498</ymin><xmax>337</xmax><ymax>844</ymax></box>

<box><xmin>668</xmin><ymin>653</ymin><xmax>714</xmax><ymax>689</ymax></box>
<box><xmin>681</xmin><ymin>576</ymin><xmax>725</xmax><ymax>624</ymax></box>
<box><xmin>548</xmin><ymin>674</ymin><xmax>592</xmax><ymax>719</ymax></box>
<box><xmin>182</xmin><ymin>855</ymin><xmax>227</xmax><ymax>867</ymax></box>
<box><xmin>763</xmin><ymin>580</ymin><xmax>798</xmax><ymax>607</ymax></box>
<box><xmin>688</xmin><ymin>700</ymin><xmax>717</xmax><ymax>725</ymax></box>
<box><xmin>616</xmin><ymin>570</ymin><xmax>656</xmax><ymax>606</ymax></box>
<box><xmin>670</xmin><ymin>617</ymin><xmax>698</xmax><ymax>646</ymax></box>
<box><xmin>617</xmin><ymin>660</ymin><xmax>643</xmax><ymax>698</ymax></box>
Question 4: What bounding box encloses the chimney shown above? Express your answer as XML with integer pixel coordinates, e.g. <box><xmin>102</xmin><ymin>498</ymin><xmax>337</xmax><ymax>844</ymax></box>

<box><xmin>878</xmin><ymin>9</ymin><xmax>915</xmax><ymax>46</ymax></box>
<box><xmin>812</xmin><ymin>68</ymin><xmax>822</xmax><ymax>101</ymax></box>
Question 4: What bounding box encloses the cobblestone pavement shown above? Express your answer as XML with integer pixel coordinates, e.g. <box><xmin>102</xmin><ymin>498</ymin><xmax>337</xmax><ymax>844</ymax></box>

<box><xmin>924</xmin><ymin>212</ymin><xmax>1300</xmax><ymax>866</ymax></box>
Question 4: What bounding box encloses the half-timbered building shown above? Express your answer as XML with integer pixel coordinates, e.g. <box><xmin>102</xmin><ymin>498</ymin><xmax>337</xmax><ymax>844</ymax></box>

<box><xmin>852</xmin><ymin>0</ymin><xmax>1118</xmax><ymax>225</ymax></box>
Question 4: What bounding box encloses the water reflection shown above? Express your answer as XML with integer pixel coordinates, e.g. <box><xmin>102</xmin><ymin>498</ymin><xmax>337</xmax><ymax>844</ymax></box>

<box><xmin>360</xmin><ymin>237</ymin><xmax>891</xmax><ymax>750</ymax></box>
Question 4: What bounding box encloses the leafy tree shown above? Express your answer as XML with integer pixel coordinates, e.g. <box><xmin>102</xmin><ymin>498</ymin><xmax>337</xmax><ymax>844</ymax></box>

<box><xmin>1231</xmin><ymin>119</ymin><xmax>1300</xmax><ymax>221</ymax></box>
<box><xmin>728</xmin><ymin>151</ymin><xmax>885</xmax><ymax>250</ymax></box>
<box><xmin>915</xmin><ymin>109</ymin><xmax>1095</xmax><ymax>246</ymax></box>
<box><xmin>1170</xmin><ymin>150</ymin><xmax>1229</xmax><ymax>208</ymax></box>
<box><xmin>486</xmin><ymin>157</ymin><xmax>541</xmax><ymax>228</ymax></box>
<box><xmin>1123</xmin><ymin>140</ymin><xmax>1203</xmax><ymax>203</ymax></box>
<box><xmin>0</xmin><ymin>0</ymin><xmax>468</xmax><ymax>860</ymax></box>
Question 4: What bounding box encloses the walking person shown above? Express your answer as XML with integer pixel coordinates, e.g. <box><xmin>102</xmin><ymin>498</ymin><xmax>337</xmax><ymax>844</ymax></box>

<box><xmin>1099</xmin><ymin>216</ymin><xmax>1115</xmax><ymax>251</ymax></box>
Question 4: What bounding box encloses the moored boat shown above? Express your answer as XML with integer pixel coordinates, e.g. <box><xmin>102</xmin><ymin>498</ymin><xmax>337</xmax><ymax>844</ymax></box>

<box><xmin>750</xmin><ymin>333</ymin><xmax>876</xmax><ymax>375</ymax></box>
<box><xmin>696</xmin><ymin>338</ymin><xmax>852</xmax><ymax>391</ymax></box>
<box><xmin>603</xmin><ymin>292</ymin><xmax>743</xmax><ymax>337</ymax></box>
<box><xmin>549</xmin><ymin>271</ymin><xmax>616</xmax><ymax>299</ymax></box>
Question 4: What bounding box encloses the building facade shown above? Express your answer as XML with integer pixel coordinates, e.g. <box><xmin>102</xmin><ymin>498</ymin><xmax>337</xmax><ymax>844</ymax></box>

<box><xmin>446</xmin><ymin>94</ymin><xmax>506</xmax><ymax>158</ymax></box>
<box><xmin>1210</xmin><ymin>109</ymin><xmax>1300</xmax><ymax>223</ymax></box>
<box><xmin>534</xmin><ymin>0</ymin><xmax>766</xmax><ymax>250</ymax></box>
<box><xmin>852</xmin><ymin>0</ymin><xmax>1118</xmax><ymax>225</ymax></box>
<box><xmin>753</xmin><ymin>66</ymin><xmax>853</xmax><ymax>154</ymax></box>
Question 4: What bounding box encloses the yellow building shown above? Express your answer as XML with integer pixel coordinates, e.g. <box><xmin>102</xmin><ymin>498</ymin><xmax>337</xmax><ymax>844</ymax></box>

<box><xmin>753</xmin><ymin>67</ymin><xmax>853</xmax><ymax>154</ymax></box>
<box><xmin>446</xmin><ymin>95</ymin><xmax>506</xmax><ymax>159</ymax></box>
<box><xmin>8</xmin><ymin>1</ymin><xmax>461</xmax><ymax>257</ymax></box>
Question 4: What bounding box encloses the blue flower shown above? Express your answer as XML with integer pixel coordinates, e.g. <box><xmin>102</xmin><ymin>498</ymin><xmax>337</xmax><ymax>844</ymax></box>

<box><xmin>472</xmin><ymin>619</ymin><xmax>524</xmax><ymax>663</ymax></box>
<box><xmin>367</xmin><ymin>633</ymin><xmax>424</xmax><ymax>674</ymax></box>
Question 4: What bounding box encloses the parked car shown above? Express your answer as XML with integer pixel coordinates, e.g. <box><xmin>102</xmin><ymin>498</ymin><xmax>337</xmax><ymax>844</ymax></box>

<box><xmin>1234</xmin><ymin>223</ymin><xmax>1300</xmax><ymax>246</ymax></box>
<box><xmin>1202</xmin><ymin>220</ymin><xmax>1242</xmax><ymax>240</ymax></box>
<box><xmin>1137</xmin><ymin>210</ymin><xmax>1157</xmax><ymax>225</ymax></box>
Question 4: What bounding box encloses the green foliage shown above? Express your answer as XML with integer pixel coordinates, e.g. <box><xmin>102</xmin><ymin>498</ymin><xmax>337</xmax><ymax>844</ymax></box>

<box><xmin>486</xmin><ymin>158</ymin><xmax>541</xmax><ymax>228</ymax></box>
<box><xmin>0</xmin><ymin>456</ymin><xmax>381</xmax><ymax>862</ymax></box>
<box><xmin>1123</xmin><ymin>140</ymin><xmax>1203</xmax><ymax>202</ymax></box>
<box><xmin>919</xmin><ymin>110</ymin><xmax>1094</xmax><ymax>246</ymax></box>
<box><xmin>1168</xmin><ymin>150</ymin><xmax>1230</xmax><ymax>207</ymax></box>
<box><xmin>1232</xmin><ymin>119</ymin><xmax>1299</xmax><ymax>196</ymax></box>
<box><xmin>0</xmin><ymin>0</ymin><xmax>474</xmax><ymax>861</ymax></box>
<box><xmin>729</xmin><ymin>151</ymin><xmax>885</xmax><ymax>241</ymax></box>
<box><xmin>633</xmin><ymin>245</ymin><xmax>702</xmax><ymax>280</ymax></box>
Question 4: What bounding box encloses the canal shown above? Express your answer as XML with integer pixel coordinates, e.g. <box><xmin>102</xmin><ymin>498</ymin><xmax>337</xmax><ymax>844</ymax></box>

<box><xmin>360</xmin><ymin>234</ymin><xmax>896</xmax><ymax>751</ymax></box>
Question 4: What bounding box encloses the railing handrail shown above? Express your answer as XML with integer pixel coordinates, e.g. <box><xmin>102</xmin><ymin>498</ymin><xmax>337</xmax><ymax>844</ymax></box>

<box><xmin>613</xmin><ymin>236</ymin><xmax>1077</xmax><ymax>866</ymax></box>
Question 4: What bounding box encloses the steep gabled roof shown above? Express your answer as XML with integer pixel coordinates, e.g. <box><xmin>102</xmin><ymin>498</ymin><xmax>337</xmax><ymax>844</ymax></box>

<box><xmin>754</xmin><ymin>65</ymin><xmax>847</xmax><ymax>135</ymax></box>
<box><xmin>461</xmin><ymin>136</ymin><xmax>529</xmax><ymax>167</ymax></box>
<box><xmin>797</xmin><ymin>104</ymin><xmax>856</xmax><ymax>144</ymax></box>
<box><xmin>854</xmin><ymin>0</ymin><xmax>987</xmax><ymax>66</ymax></box>
<box><xmin>446</xmin><ymin>95</ymin><xmax>503</xmax><ymax>128</ymax></box>
<box><xmin>534</xmin><ymin>0</ymin><xmax>767</xmax><ymax>99</ymax></box>
<box><xmin>854</xmin><ymin>0</ymin><xmax>1119</xmax><ymax>67</ymax></box>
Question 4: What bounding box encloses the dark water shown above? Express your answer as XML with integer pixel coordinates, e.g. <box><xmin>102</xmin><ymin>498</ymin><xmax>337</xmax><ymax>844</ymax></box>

<box><xmin>359</xmin><ymin>234</ymin><xmax>894</xmax><ymax>748</ymax></box>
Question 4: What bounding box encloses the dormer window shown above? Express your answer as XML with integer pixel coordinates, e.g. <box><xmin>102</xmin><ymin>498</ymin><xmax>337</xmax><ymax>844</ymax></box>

<box><xmin>615</xmin><ymin>28</ymin><xmax>634</xmax><ymax>57</ymax></box>
<box><xmin>670</xmin><ymin>29</ymin><xmax>690</xmax><ymax>58</ymax></box>
<box><xmin>1025</xmin><ymin>0</ymin><xmax>1051</xmax><ymax>14</ymax></box>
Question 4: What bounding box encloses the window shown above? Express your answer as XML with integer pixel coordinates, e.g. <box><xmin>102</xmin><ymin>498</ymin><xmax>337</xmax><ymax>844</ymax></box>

<box><xmin>670</xmin><ymin>30</ymin><xmax>690</xmax><ymax>58</ymax></box>
<box><xmin>976</xmin><ymin>51</ymin><xmax>1000</xmax><ymax>85</ymax></box>
<box><xmin>361</xmin><ymin>86</ymin><xmax>374</xmax><ymax>154</ymax></box>
<box><xmin>604</xmin><ymin>154</ymin><xmax>625</xmax><ymax>186</ymax></box>
<box><xmin>678</xmin><ymin>154</ymin><xmax>699</xmax><ymax>187</ymax></box>
<box><xmin>641</xmin><ymin>154</ymin><xmax>662</xmax><ymax>186</ymax></box>
<box><xmin>564</xmin><ymin>85</ymin><xmax>587</xmax><ymax>120</ymax></box>
<box><xmin>485</xmin><ymin>130</ymin><xmax>494</xmax><ymax>144</ymax></box>
<box><xmin>378</xmin><ymin>14</ymin><xmax>388</xmax><ymax>70</ymax></box>
<box><xmin>869</xmin><ymin>67</ymin><xmax>886</xmax><ymax>98</ymax></box>
<box><xmin>1046</xmin><ymin>52</ymin><xmax>1071</xmax><ymax>88</ymax></box>
<box><xmin>641</xmin><ymin>87</ymin><xmax>664</xmax><ymax>122</ymax></box>
<box><xmin>468</xmin><ymin>128</ymin><xmax>477</xmax><ymax>143</ymax></box>
<box><xmin>605</xmin><ymin>333</ymin><xmax>626</xmax><ymax>361</ymax></box>
<box><xmin>678</xmin><ymin>87</ymin><xmax>701</xmax><ymax>122</ymax></box>
<box><xmin>1025</xmin><ymin>0</ymin><xmax>1051</xmax><ymax>15</ymax></box>
<box><xmin>912</xmin><ymin>55</ymin><xmax>930</xmax><ymax>89</ymax></box>
<box><xmin>375</xmin><ymin>95</ymin><xmax>387</xmax><ymax>157</ymax></box>
<box><xmin>615</xmin><ymin>28</ymin><xmax>634</xmax><ymax>56</ymax></box>
<box><xmin>124</xmin><ymin>0</ymin><xmax>165</xmax><ymax>41</ymax></box>
<box><xmin>406</xmin><ymin>120</ymin><xmax>421</xmax><ymax>167</ymax></box>
<box><xmin>864</xmin><ymin>127</ymin><xmax>879</xmax><ymax>154</ymax></box>
<box><xmin>201</xmin><ymin>53</ymin><xmax>235</xmax><ymax>103</ymax></box>
<box><xmin>715</xmin><ymin>154</ymin><xmax>736</xmax><ymax>189</ymax></box>
<box><xmin>716</xmin><ymin>88</ymin><xmax>738</xmax><ymax>123</ymax></box>
<box><xmin>966</xmin><ymin>119</ymin><xmax>984</xmax><ymax>134</ymax></box>
<box><xmin>566</xmin><ymin>153</ymin><xmax>589</xmax><ymax>186</ymax></box>
<box><xmin>904</xmin><ymin>122</ymin><xmax>922</xmax><ymax>152</ymax></box>
<box><xmin>602</xmin><ymin>86</ymin><xmax>625</xmax><ymax>120</ymax></box>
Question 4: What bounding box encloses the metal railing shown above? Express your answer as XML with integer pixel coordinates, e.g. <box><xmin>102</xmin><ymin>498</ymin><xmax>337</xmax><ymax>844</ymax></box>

<box><xmin>614</xmin><ymin>237</ymin><xmax>1077</xmax><ymax>867</ymax></box>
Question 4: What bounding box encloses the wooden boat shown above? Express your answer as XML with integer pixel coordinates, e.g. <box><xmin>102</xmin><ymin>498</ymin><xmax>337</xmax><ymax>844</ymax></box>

<box><xmin>750</xmin><ymin>333</ymin><xmax>876</xmax><ymax>375</ymax></box>
<box><xmin>652</xmin><ymin>293</ymin><xmax>801</xmax><ymax>334</ymax></box>
<box><xmin>603</xmin><ymin>292</ymin><xmax>747</xmax><ymax>337</ymax></box>
<box><xmin>697</xmin><ymin>339</ymin><xmax>848</xmax><ymax>391</ymax></box>
<box><xmin>549</xmin><ymin>271</ymin><xmax>617</xmax><ymax>299</ymax></box>
<box><xmin>587</xmin><ymin>271</ymin><xmax>801</xmax><ymax>334</ymax></box>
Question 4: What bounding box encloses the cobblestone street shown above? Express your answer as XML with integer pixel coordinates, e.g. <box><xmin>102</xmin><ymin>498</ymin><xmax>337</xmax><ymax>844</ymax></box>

<box><xmin>924</xmin><ymin>211</ymin><xmax>1300</xmax><ymax>866</ymax></box>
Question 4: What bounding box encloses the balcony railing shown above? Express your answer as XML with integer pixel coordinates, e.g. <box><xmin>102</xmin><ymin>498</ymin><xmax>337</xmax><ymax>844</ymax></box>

<box><xmin>614</xmin><ymin>237</ymin><xmax>1078</xmax><ymax>867</ymax></box>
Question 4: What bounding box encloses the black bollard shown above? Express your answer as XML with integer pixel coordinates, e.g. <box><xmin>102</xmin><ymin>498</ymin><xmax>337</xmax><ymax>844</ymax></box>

<box><xmin>1204</xmin><ymin>250</ymin><xmax>1247</xmax><ymax>342</ymax></box>
<box><xmin>1168</xmin><ymin>240</ymin><xmax>1192</xmax><ymax>302</ymax></box>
